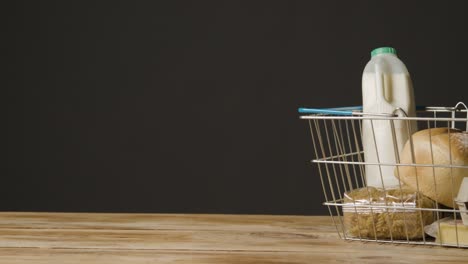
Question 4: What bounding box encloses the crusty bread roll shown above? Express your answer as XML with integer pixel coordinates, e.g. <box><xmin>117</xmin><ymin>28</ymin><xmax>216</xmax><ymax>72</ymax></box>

<box><xmin>395</xmin><ymin>127</ymin><xmax>468</xmax><ymax>208</ymax></box>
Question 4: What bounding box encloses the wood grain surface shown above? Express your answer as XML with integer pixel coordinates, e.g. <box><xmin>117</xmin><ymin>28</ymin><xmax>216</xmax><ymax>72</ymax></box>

<box><xmin>0</xmin><ymin>213</ymin><xmax>466</xmax><ymax>263</ymax></box>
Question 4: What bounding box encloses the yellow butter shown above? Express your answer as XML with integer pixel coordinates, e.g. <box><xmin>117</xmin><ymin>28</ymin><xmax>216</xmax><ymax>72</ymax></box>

<box><xmin>436</xmin><ymin>219</ymin><xmax>468</xmax><ymax>246</ymax></box>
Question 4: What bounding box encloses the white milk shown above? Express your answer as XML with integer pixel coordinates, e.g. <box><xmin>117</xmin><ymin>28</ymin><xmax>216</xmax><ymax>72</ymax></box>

<box><xmin>362</xmin><ymin>47</ymin><xmax>417</xmax><ymax>188</ymax></box>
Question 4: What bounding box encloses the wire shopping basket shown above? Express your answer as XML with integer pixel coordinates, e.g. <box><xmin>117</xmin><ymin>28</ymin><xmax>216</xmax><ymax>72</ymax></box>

<box><xmin>299</xmin><ymin>102</ymin><xmax>468</xmax><ymax>247</ymax></box>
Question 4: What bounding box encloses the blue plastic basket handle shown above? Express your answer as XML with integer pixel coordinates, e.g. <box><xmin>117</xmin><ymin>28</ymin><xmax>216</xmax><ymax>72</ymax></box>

<box><xmin>298</xmin><ymin>105</ymin><xmax>426</xmax><ymax>116</ymax></box>
<box><xmin>298</xmin><ymin>106</ymin><xmax>362</xmax><ymax>116</ymax></box>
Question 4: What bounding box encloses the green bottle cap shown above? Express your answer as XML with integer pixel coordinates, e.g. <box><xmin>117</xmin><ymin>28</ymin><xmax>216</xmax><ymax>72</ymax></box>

<box><xmin>371</xmin><ymin>47</ymin><xmax>397</xmax><ymax>57</ymax></box>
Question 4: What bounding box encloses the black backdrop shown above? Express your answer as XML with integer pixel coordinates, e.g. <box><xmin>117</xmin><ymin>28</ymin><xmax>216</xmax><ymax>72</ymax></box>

<box><xmin>3</xmin><ymin>1</ymin><xmax>468</xmax><ymax>214</ymax></box>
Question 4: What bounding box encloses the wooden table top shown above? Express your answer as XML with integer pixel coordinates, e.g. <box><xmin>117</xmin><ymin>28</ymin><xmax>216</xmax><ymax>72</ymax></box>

<box><xmin>0</xmin><ymin>213</ymin><xmax>466</xmax><ymax>263</ymax></box>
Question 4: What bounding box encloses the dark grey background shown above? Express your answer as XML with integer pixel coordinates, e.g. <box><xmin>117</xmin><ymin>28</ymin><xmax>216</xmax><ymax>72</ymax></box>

<box><xmin>3</xmin><ymin>1</ymin><xmax>467</xmax><ymax>214</ymax></box>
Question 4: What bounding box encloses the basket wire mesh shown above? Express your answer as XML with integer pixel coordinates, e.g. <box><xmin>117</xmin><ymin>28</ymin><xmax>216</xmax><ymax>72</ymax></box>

<box><xmin>300</xmin><ymin>102</ymin><xmax>468</xmax><ymax>247</ymax></box>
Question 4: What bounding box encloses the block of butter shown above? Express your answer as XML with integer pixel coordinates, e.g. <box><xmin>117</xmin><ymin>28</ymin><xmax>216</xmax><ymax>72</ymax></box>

<box><xmin>436</xmin><ymin>219</ymin><xmax>468</xmax><ymax>246</ymax></box>
<box><xmin>456</xmin><ymin>177</ymin><xmax>468</xmax><ymax>225</ymax></box>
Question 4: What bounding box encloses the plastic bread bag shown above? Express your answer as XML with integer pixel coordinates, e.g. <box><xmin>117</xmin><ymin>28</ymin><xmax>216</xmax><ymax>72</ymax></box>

<box><xmin>343</xmin><ymin>186</ymin><xmax>435</xmax><ymax>240</ymax></box>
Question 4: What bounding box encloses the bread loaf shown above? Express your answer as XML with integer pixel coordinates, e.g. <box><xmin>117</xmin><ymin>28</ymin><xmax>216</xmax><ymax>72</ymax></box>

<box><xmin>396</xmin><ymin>128</ymin><xmax>468</xmax><ymax>208</ymax></box>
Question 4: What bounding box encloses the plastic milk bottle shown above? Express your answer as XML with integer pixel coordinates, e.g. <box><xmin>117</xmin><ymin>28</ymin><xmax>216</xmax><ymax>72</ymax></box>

<box><xmin>362</xmin><ymin>47</ymin><xmax>417</xmax><ymax>188</ymax></box>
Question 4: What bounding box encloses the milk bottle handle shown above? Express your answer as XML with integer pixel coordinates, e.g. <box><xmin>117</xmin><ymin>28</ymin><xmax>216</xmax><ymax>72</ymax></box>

<box><xmin>374</xmin><ymin>60</ymin><xmax>386</xmax><ymax>103</ymax></box>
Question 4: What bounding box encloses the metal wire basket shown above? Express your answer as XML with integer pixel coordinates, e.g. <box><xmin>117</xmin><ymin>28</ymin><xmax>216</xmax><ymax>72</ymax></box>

<box><xmin>299</xmin><ymin>102</ymin><xmax>468</xmax><ymax>248</ymax></box>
